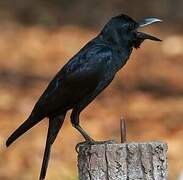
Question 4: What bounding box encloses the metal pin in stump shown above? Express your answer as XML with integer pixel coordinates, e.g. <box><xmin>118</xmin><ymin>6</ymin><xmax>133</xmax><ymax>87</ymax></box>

<box><xmin>120</xmin><ymin>117</ymin><xmax>126</xmax><ymax>143</ymax></box>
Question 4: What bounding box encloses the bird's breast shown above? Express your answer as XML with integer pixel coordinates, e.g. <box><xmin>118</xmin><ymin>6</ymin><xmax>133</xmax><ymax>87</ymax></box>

<box><xmin>112</xmin><ymin>47</ymin><xmax>132</xmax><ymax>71</ymax></box>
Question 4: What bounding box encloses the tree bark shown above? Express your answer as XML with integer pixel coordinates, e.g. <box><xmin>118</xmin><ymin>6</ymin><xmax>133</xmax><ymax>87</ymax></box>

<box><xmin>77</xmin><ymin>141</ymin><xmax>168</xmax><ymax>180</ymax></box>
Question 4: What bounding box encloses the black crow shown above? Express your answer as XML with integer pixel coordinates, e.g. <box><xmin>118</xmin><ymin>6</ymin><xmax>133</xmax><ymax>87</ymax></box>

<box><xmin>6</xmin><ymin>14</ymin><xmax>162</xmax><ymax>180</ymax></box>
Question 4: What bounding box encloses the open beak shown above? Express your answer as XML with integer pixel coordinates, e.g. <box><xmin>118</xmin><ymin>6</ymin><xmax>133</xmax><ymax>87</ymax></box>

<box><xmin>137</xmin><ymin>18</ymin><xmax>162</xmax><ymax>41</ymax></box>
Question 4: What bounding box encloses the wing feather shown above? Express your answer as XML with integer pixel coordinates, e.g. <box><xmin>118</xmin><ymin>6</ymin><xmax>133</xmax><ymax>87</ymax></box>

<box><xmin>33</xmin><ymin>45</ymin><xmax>113</xmax><ymax>115</ymax></box>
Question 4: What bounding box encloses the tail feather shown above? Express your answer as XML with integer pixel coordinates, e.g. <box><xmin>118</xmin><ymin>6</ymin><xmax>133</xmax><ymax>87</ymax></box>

<box><xmin>39</xmin><ymin>139</ymin><xmax>51</xmax><ymax>180</ymax></box>
<box><xmin>39</xmin><ymin>113</ymin><xmax>66</xmax><ymax>180</ymax></box>
<box><xmin>6</xmin><ymin>114</ymin><xmax>42</xmax><ymax>147</ymax></box>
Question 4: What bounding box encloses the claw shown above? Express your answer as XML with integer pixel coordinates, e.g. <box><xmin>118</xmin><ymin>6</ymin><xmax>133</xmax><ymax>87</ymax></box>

<box><xmin>75</xmin><ymin>140</ymin><xmax>115</xmax><ymax>153</ymax></box>
<box><xmin>75</xmin><ymin>140</ymin><xmax>96</xmax><ymax>153</ymax></box>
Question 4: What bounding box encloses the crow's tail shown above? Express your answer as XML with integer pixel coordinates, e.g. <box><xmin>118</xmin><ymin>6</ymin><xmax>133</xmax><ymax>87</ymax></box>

<box><xmin>39</xmin><ymin>112</ymin><xmax>66</xmax><ymax>180</ymax></box>
<box><xmin>6</xmin><ymin>113</ymin><xmax>42</xmax><ymax>147</ymax></box>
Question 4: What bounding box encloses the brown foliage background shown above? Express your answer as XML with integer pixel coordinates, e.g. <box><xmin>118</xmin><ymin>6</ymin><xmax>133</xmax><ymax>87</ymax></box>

<box><xmin>0</xmin><ymin>1</ymin><xmax>183</xmax><ymax>179</ymax></box>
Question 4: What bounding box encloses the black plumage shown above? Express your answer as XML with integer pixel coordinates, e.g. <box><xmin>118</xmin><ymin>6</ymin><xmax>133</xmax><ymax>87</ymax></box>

<box><xmin>6</xmin><ymin>14</ymin><xmax>161</xmax><ymax>180</ymax></box>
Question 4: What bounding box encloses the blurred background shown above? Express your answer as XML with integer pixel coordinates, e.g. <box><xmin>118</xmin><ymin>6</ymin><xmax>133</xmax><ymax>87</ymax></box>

<box><xmin>0</xmin><ymin>0</ymin><xmax>183</xmax><ymax>179</ymax></box>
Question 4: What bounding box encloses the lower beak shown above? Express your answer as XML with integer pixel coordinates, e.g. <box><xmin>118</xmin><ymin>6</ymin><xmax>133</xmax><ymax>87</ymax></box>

<box><xmin>136</xmin><ymin>32</ymin><xmax>161</xmax><ymax>41</ymax></box>
<box><xmin>137</xmin><ymin>17</ymin><xmax>162</xmax><ymax>41</ymax></box>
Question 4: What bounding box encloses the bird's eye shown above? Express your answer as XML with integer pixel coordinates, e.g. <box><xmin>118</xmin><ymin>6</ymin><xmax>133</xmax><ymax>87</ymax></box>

<box><xmin>128</xmin><ymin>23</ymin><xmax>136</xmax><ymax>31</ymax></box>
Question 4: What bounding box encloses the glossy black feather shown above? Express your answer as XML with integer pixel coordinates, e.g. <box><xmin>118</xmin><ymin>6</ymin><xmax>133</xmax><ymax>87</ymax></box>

<box><xmin>6</xmin><ymin>14</ymin><xmax>155</xmax><ymax>180</ymax></box>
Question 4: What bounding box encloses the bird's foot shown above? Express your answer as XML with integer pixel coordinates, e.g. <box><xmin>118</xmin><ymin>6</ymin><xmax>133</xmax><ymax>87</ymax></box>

<box><xmin>75</xmin><ymin>139</ymin><xmax>95</xmax><ymax>153</ymax></box>
<box><xmin>75</xmin><ymin>139</ymin><xmax>115</xmax><ymax>153</ymax></box>
<box><xmin>94</xmin><ymin>140</ymin><xmax>115</xmax><ymax>144</ymax></box>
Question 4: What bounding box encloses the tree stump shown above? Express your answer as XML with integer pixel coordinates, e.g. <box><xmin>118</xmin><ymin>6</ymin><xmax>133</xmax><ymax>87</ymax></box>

<box><xmin>77</xmin><ymin>141</ymin><xmax>168</xmax><ymax>180</ymax></box>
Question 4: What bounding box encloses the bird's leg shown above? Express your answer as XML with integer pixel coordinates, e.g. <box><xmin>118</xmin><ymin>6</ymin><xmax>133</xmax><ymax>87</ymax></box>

<box><xmin>74</xmin><ymin>125</ymin><xmax>95</xmax><ymax>142</ymax></box>
<box><xmin>71</xmin><ymin>110</ymin><xmax>116</xmax><ymax>153</ymax></box>
<box><xmin>71</xmin><ymin>110</ymin><xmax>95</xmax><ymax>143</ymax></box>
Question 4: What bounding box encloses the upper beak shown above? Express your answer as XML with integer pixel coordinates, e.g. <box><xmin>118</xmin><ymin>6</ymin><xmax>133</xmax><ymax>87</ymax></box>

<box><xmin>137</xmin><ymin>18</ymin><xmax>162</xmax><ymax>41</ymax></box>
<box><xmin>138</xmin><ymin>18</ymin><xmax>162</xmax><ymax>27</ymax></box>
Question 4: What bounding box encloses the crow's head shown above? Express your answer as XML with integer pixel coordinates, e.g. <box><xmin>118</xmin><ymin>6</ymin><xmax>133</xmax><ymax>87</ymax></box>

<box><xmin>101</xmin><ymin>14</ymin><xmax>162</xmax><ymax>48</ymax></box>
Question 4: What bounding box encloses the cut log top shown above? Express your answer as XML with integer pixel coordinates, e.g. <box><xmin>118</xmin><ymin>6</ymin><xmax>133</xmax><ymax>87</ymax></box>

<box><xmin>77</xmin><ymin>141</ymin><xmax>168</xmax><ymax>180</ymax></box>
